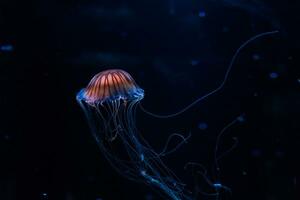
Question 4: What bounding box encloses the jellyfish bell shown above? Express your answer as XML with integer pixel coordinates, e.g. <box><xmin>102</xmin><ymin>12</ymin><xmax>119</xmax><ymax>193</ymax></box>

<box><xmin>76</xmin><ymin>69</ymin><xmax>145</xmax><ymax>142</ymax></box>
<box><xmin>76</xmin><ymin>69</ymin><xmax>144</xmax><ymax>105</ymax></box>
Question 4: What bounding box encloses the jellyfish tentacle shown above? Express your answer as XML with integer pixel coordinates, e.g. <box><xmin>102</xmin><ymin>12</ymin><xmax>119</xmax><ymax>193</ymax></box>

<box><xmin>139</xmin><ymin>30</ymin><xmax>279</xmax><ymax>119</ymax></box>
<box><xmin>159</xmin><ymin>132</ymin><xmax>191</xmax><ymax>157</ymax></box>
<box><xmin>77</xmin><ymin>69</ymin><xmax>193</xmax><ymax>200</ymax></box>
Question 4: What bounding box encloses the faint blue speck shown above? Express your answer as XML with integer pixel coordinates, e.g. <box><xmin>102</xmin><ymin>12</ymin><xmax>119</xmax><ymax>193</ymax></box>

<box><xmin>213</xmin><ymin>182</ymin><xmax>222</xmax><ymax>189</ymax></box>
<box><xmin>0</xmin><ymin>44</ymin><xmax>14</xmax><ymax>52</ymax></box>
<box><xmin>198</xmin><ymin>122</ymin><xmax>208</xmax><ymax>130</ymax></box>
<box><xmin>198</xmin><ymin>11</ymin><xmax>206</xmax><ymax>17</ymax></box>
<box><xmin>190</xmin><ymin>59</ymin><xmax>199</xmax><ymax>66</ymax></box>
<box><xmin>41</xmin><ymin>192</ymin><xmax>48</xmax><ymax>199</ymax></box>
<box><xmin>237</xmin><ymin>115</ymin><xmax>245</xmax><ymax>122</ymax></box>
<box><xmin>252</xmin><ymin>54</ymin><xmax>260</xmax><ymax>61</ymax></box>
<box><xmin>269</xmin><ymin>72</ymin><xmax>279</xmax><ymax>79</ymax></box>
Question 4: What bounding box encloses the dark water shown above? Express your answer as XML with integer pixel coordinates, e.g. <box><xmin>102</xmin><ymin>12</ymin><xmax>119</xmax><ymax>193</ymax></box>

<box><xmin>0</xmin><ymin>0</ymin><xmax>299</xmax><ymax>199</ymax></box>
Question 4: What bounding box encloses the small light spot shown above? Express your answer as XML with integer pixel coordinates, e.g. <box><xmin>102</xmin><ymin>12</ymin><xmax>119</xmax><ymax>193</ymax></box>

<box><xmin>237</xmin><ymin>115</ymin><xmax>245</xmax><ymax>122</ymax></box>
<box><xmin>198</xmin><ymin>122</ymin><xmax>208</xmax><ymax>130</ymax></box>
<box><xmin>269</xmin><ymin>72</ymin><xmax>279</xmax><ymax>79</ymax></box>
<box><xmin>213</xmin><ymin>183</ymin><xmax>222</xmax><ymax>189</ymax></box>
<box><xmin>150</xmin><ymin>177</ymin><xmax>159</xmax><ymax>183</ymax></box>
<box><xmin>242</xmin><ymin>171</ymin><xmax>247</xmax><ymax>175</ymax></box>
<box><xmin>0</xmin><ymin>44</ymin><xmax>14</xmax><ymax>52</ymax></box>
<box><xmin>41</xmin><ymin>192</ymin><xmax>48</xmax><ymax>199</ymax></box>
<box><xmin>140</xmin><ymin>170</ymin><xmax>146</xmax><ymax>176</ymax></box>
<box><xmin>252</xmin><ymin>54</ymin><xmax>261</xmax><ymax>61</ymax></box>
<box><xmin>190</xmin><ymin>59</ymin><xmax>199</xmax><ymax>66</ymax></box>
<box><xmin>198</xmin><ymin>11</ymin><xmax>206</xmax><ymax>17</ymax></box>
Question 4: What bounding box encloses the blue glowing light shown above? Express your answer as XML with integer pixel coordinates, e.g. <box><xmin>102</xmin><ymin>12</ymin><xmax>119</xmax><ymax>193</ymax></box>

<box><xmin>41</xmin><ymin>192</ymin><xmax>48</xmax><ymax>199</ymax></box>
<box><xmin>0</xmin><ymin>44</ymin><xmax>14</xmax><ymax>52</ymax></box>
<box><xmin>269</xmin><ymin>72</ymin><xmax>279</xmax><ymax>79</ymax></box>
<box><xmin>237</xmin><ymin>115</ymin><xmax>245</xmax><ymax>122</ymax></box>
<box><xmin>198</xmin><ymin>11</ymin><xmax>206</xmax><ymax>17</ymax></box>
<box><xmin>198</xmin><ymin>122</ymin><xmax>208</xmax><ymax>130</ymax></box>
<box><xmin>190</xmin><ymin>59</ymin><xmax>199</xmax><ymax>66</ymax></box>
<box><xmin>141</xmin><ymin>154</ymin><xmax>144</xmax><ymax>161</ymax></box>
<box><xmin>213</xmin><ymin>183</ymin><xmax>222</xmax><ymax>189</ymax></box>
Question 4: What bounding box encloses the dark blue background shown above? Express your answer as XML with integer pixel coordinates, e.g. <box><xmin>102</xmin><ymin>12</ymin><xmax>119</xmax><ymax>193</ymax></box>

<box><xmin>0</xmin><ymin>0</ymin><xmax>299</xmax><ymax>199</ymax></box>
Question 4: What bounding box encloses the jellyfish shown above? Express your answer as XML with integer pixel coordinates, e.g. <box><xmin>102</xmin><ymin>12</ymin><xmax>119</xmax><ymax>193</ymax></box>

<box><xmin>76</xmin><ymin>69</ymin><xmax>190</xmax><ymax>200</ymax></box>
<box><xmin>76</xmin><ymin>31</ymin><xmax>279</xmax><ymax>200</ymax></box>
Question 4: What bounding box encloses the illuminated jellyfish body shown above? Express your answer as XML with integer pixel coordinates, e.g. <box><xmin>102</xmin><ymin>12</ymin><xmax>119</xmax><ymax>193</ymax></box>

<box><xmin>77</xmin><ymin>69</ymin><xmax>190</xmax><ymax>200</ymax></box>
